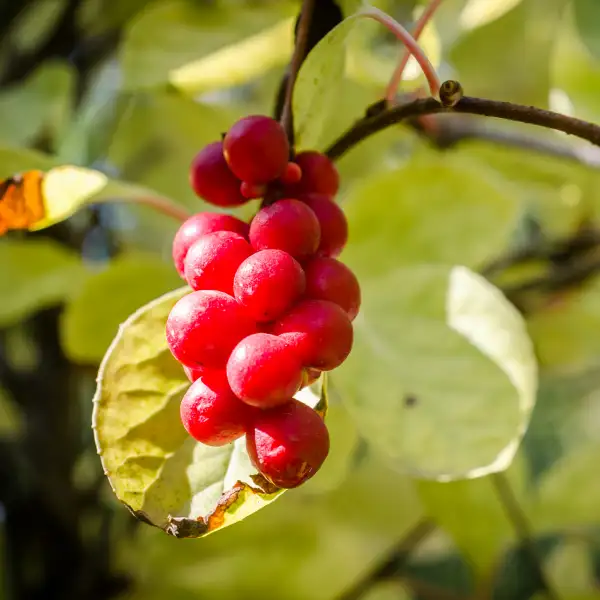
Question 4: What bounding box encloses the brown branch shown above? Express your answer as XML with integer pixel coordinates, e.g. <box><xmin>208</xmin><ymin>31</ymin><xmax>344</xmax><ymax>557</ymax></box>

<box><xmin>280</xmin><ymin>0</ymin><xmax>317</xmax><ymax>145</ymax></box>
<box><xmin>325</xmin><ymin>93</ymin><xmax>600</xmax><ymax>161</ymax></box>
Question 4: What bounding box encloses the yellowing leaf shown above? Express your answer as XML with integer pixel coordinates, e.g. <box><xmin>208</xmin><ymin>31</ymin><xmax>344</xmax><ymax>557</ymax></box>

<box><xmin>93</xmin><ymin>288</ymin><xmax>329</xmax><ymax>538</ymax></box>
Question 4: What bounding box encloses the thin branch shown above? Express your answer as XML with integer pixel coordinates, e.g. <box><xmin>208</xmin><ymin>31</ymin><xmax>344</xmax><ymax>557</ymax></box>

<box><xmin>280</xmin><ymin>0</ymin><xmax>317</xmax><ymax>145</ymax></box>
<box><xmin>428</xmin><ymin>116</ymin><xmax>600</xmax><ymax>167</ymax></box>
<box><xmin>492</xmin><ymin>473</ymin><xmax>560</xmax><ymax>600</ymax></box>
<box><xmin>385</xmin><ymin>0</ymin><xmax>445</xmax><ymax>105</ymax></box>
<box><xmin>325</xmin><ymin>94</ymin><xmax>600</xmax><ymax>161</ymax></box>
<box><xmin>359</xmin><ymin>6</ymin><xmax>441</xmax><ymax>99</ymax></box>
<box><xmin>337</xmin><ymin>518</ymin><xmax>436</xmax><ymax>600</ymax></box>
<box><xmin>98</xmin><ymin>195</ymin><xmax>192</xmax><ymax>223</ymax></box>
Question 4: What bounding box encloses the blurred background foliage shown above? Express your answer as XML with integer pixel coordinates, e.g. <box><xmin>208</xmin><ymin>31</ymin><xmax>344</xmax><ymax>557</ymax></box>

<box><xmin>2</xmin><ymin>0</ymin><xmax>600</xmax><ymax>599</ymax></box>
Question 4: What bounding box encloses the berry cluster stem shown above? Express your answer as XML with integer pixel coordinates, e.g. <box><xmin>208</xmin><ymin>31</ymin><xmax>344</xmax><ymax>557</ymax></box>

<box><xmin>100</xmin><ymin>195</ymin><xmax>192</xmax><ymax>223</ymax></box>
<box><xmin>384</xmin><ymin>0</ymin><xmax>445</xmax><ymax>106</ymax></box>
<box><xmin>359</xmin><ymin>5</ymin><xmax>441</xmax><ymax>100</ymax></box>
<box><xmin>325</xmin><ymin>94</ymin><xmax>600</xmax><ymax>160</ymax></box>
<box><xmin>280</xmin><ymin>0</ymin><xmax>317</xmax><ymax>145</ymax></box>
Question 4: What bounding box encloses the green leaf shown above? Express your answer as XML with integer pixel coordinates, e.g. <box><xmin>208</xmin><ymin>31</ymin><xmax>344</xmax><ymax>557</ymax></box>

<box><xmin>20</xmin><ymin>163</ymin><xmax>185</xmax><ymax>233</ymax></box>
<box><xmin>545</xmin><ymin>539</ymin><xmax>597</xmax><ymax>597</ymax></box>
<box><xmin>341</xmin><ymin>152</ymin><xmax>520</xmax><ymax>274</ymax></box>
<box><xmin>93</xmin><ymin>288</ymin><xmax>329</xmax><ymax>538</ymax></box>
<box><xmin>0</xmin><ymin>145</ymin><xmax>56</xmax><ymax>177</ymax></box>
<box><xmin>169</xmin><ymin>17</ymin><xmax>294</xmax><ymax>95</ymax></box>
<box><xmin>531</xmin><ymin>441</ymin><xmax>600</xmax><ymax>532</ymax></box>
<box><xmin>573</xmin><ymin>0</ymin><xmax>600</xmax><ymax>61</ymax></box>
<box><xmin>293</xmin><ymin>15</ymin><xmax>362</xmax><ymax>150</ymax></box>
<box><xmin>121</xmin><ymin>1</ymin><xmax>295</xmax><ymax>91</ymax></box>
<box><xmin>358</xmin><ymin>581</ymin><xmax>413</xmax><ymax>600</ymax></box>
<box><xmin>0</xmin><ymin>238</ymin><xmax>86</xmax><ymax>327</ymax></box>
<box><xmin>121</xmin><ymin>451</ymin><xmax>423</xmax><ymax>600</ymax></box>
<box><xmin>450</xmin><ymin>0</ymin><xmax>567</xmax><ymax>107</ymax></box>
<box><xmin>526</xmin><ymin>278</ymin><xmax>600</xmax><ymax>369</ymax></box>
<box><xmin>334</xmin><ymin>264</ymin><xmax>537</xmax><ymax>479</ymax></box>
<box><xmin>60</xmin><ymin>255</ymin><xmax>182</xmax><ymax>364</ymax></box>
<box><xmin>417</xmin><ymin>458</ymin><xmax>527</xmax><ymax>580</ymax></box>
<box><xmin>459</xmin><ymin>0</ymin><xmax>524</xmax><ymax>30</ymax></box>
<box><xmin>0</xmin><ymin>61</ymin><xmax>74</xmax><ymax>150</ymax></box>
<box><xmin>0</xmin><ymin>387</ymin><xmax>23</xmax><ymax>437</ymax></box>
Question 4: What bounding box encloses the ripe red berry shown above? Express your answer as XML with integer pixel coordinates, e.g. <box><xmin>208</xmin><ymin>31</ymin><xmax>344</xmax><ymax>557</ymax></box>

<box><xmin>180</xmin><ymin>372</ymin><xmax>254</xmax><ymax>446</ymax></box>
<box><xmin>184</xmin><ymin>365</ymin><xmax>204</xmax><ymax>382</ymax></box>
<box><xmin>172</xmin><ymin>212</ymin><xmax>249</xmax><ymax>277</ymax></box>
<box><xmin>189</xmin><ymin>141</ymin><xmax>247</xmax><ymax>207</ymax></box>
<box><xmin>184</xmin><ymin>231</ymin><xmax>253</xmax><ymax>294</ymax></box>
<box><xmin>246</xmin><ymin>399</ymin><xmax>330</xmax><ymax>488</ymax></box>
<box><xmin>280</xmin><ymin>161</ymin><xmax>302</xmax><ymax>185</ymax></box>
<box><xmin>234</xmin><ymin>249</ymin><xmax>305</xmax><ymax>322</ymax></box>
<box><xmin>249</xmin><ymin>199</ymin><xmax>320</xmax><ymax>259</ymax></box>
<box><xmin>227</xmin><ymin>333</ymin><xmax>303</xmax><ymax>408</ymax></box>
<box><xmin>240</xmin><ymin>181</ymin><xmax>267</xmax><ymax>200</ymax></box>
<box><xmin>271</xmin><ymin>299</ymin><xmax>353</xmax><ymax>371</ymax></box>
<box><xmin>223</xmin><ymin>115</ymin><xmax>289</xmax><ymax>184</ymax></box>
<box><xmin>285</xmin><ymin>151</ymin><xmax>339</xmax><ymax>196</ymax></box>
<box><xmin>166</xmin><ymin>290</ymin><xmax>257</xmax><ymax>370</ymax></box>
<box><xmin>300</xmin><ymin>194</ymin><xmax>348</xmax><ymax>258</ymax></box>
<box><xmin>304</xmin><ymin>257</ymin><xmax>361</xmax><ymax>321</ymax></box>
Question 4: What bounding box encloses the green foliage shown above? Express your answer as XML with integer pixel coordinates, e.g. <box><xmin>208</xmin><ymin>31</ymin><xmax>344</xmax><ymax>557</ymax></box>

<box><xmin>93</xmin><ymin>287</ymin><xmax>329</xmax><ymax>538</ymax></box>
<box><xmin>0</xmin><ymin>238</ymin><xmax>86</xmax><ymax>327</ymax></box>
<box><xmin>341</xmin><ymin>151</ymin><xmax>521</xmax><ymax>272</ymax></box>
<box><xmin>334</xmin><ymin>264</ymin><xmax>536</xmax><ymax>479</ymax></box>
<box><xmin>121</xmin><ymin>1</ymin><xmax>296</xmax><ymax>91</ymax></box>
<box><xmin>60</xmin><ymin>254</ymin><xmax>182</xmax><ymax>364</ymax></box>
<box><xmin>573</xmin><ymin>0</ymin><xmax>600</xmax><ymax>60</ymax></box>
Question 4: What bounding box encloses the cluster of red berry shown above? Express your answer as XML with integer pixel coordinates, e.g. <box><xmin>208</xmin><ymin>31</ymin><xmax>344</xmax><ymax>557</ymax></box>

<box><xmin>166</xmin><ymin>115</ymin><xmax>360</xmax><ymax>489</ymax></box>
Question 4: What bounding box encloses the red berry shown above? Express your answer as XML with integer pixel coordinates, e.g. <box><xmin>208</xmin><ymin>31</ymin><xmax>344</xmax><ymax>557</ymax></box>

<box><xmin>184</xmin><ymin>231</ymin><xmax>253</xmax><ymax>294</ymax></box>
<box><xmin>246</xmin><ymin>399</ymin><xmax>330</xmax><ymax>488</ymax></box>
<box><xmin>223</xmin><ymin>115</ymin><xmax>289</xmax><ymax>184</ymax></box>
<box><xmin>172</xmin><ymin>212</ymin><xmax>249</xmax><ymax>277</ymax></box>
<box><xmin>166</xmin><ymin>290</ymin><xmax>257</xmax><ymax>369</ymax></box>
<box><xmin>189</xmin><ymin>141</ymin><xmax>247</xmax><ymax>207</ymax></box>
<box><xmin>304</xmin><ymin>257</ymin><xmax>361</xmax><ymax>320</ymax></box>
<box><xmin>227</xmin><ymin>333</ymin><xmax>303</xmax><ymax>408</ymax></box>
<box><xmin>240</xmin><ymin>181</ymin><xmax>267</xmax><ymax>200</ymax></box>
<box><xmin>234</xmin><ymin>249</ymin><xmax>305</xmax><ymax>322</ymax></box>
<box><xmin>300</xmin><ymin>194</ymin><xmax>348</xmax><ymax>258</ymax></box>
<box><xmin>285</xmin><ymin>151</ymin><xmax>339</xmax><ymax>196</ymax></box>
<box><xmin>280</xmin><ymin>162</ymin><xmax>302</xmax><ymax>185</ymax></box>
<box><xmin>271</xmin><ymin>299</ymin><xmax>353</xmax><ymax>371</ymax></box>
<box><xmin>184</xmin><ymin>365</ymin><xmax>204</xmax><ymax>382</ymax></box>
<box><xmin>180</xmin><ymin>372</ymin><xmax>254</xmax><ymax>446</ymax></box>
<box><xmin>249</xmin><ymin>199</ymin><xmax>320</xmax><ymax>259</ymax></box>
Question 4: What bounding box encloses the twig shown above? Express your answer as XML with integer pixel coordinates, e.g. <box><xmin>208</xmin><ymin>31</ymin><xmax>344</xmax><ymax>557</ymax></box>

<box><xmin>385</xmin><ymin>0</ymin><xmax>445</xmax><ymax>105</ymax></box>
<box><xmin>325</xmin><ymin>94</ymin><xmax>600</xmax><ymax>161</ymax></box>
<box><xmin>359</xmin><ymin>6</ymin><xmax>441</xmax><ymax>99</ymax></box>
<box><xmin>491</xmin><ymin>473</ymin><xmax>560</xmax><ymax>600</ymax></box>
<box><xmin>280</xmin><ymin>0</ymin><xmax>317</xmax><ymax>145</ymax></box>
<box><xmin>98</xmin><ymin>195</ymin><xmax>192</xmax><ymax>223</ymax></box>
<box><xmin>337</xmin><ymin>518</ymin><xmax>436</xmax><ymax>600</ymax></box>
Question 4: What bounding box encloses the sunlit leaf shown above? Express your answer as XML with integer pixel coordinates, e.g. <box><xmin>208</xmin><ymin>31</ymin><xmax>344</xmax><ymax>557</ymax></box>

<box><xmin>121</xmin><ymin>451</ymin><xmax>423</xmax><ymax>600</ymax></box>
<box><xmin>93</xmin><ymin>288</ymin><xmax>329</xmax><ymax>538</ymax></box>
<box><xmin>460</xmin><ymin>0</ymin><xmax>523</xmax><ymax>30</ymax></box>
<box><xmin>341</xmin><ymin>151</ymin><xmax>520</xmax><ymax>273</ymax></box>
<box><xmin>121</xmin><ymin>1</ymin><xmax>295</xmax><ymax>90</ymax></box>
<box><xmin>60</xmin><ymin>255</ymin><xmax>182</xmax><ymax>364</ymax></box>
<box><xmin>0</xmin><ymin>238</ymin><xmax>86</xmax><ymax>327</ymax></box>
<box><xmin>335</xmin><ymin>264</ymin><xmax>537</xmax><ymax>479</ymax></box>
<box><xmin>545</xmin><ymin>539</ymin><xmax>597</xmax><ymax>598</ymax></box>
<box><xmin>170</xmin><ymin>17</ymin><xmax>294</xmax><ymax>95</ymax></box>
